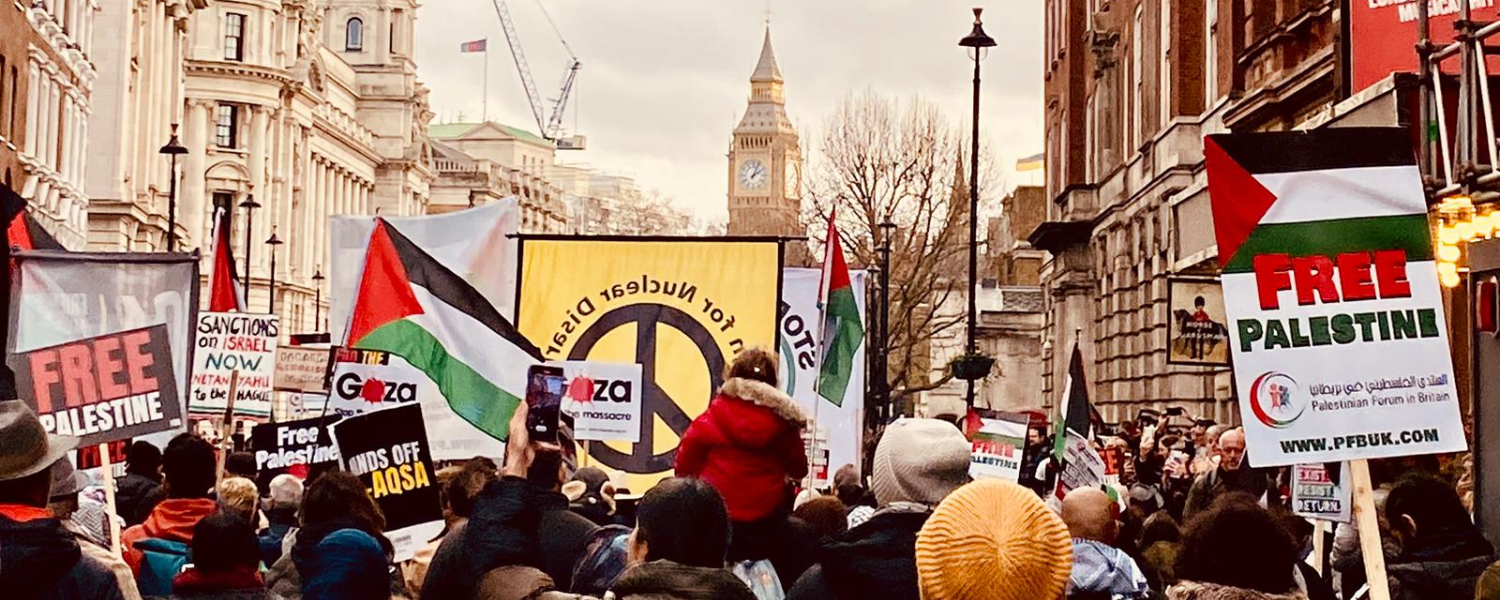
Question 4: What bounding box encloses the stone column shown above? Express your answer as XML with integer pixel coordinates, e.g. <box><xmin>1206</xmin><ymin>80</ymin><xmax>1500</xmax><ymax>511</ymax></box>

<box><xmin>247</xmin><ymin>105</ymin><xmax>270</xmax><ymax>271</ymax></box>
<box><xmin>182</xmin><ymin>99</ymin><xmax>210</xmax><ymax>249</ymax></box>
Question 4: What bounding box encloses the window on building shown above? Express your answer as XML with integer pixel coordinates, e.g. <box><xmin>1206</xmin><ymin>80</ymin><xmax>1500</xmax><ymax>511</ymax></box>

<box><xmin>224</xmin><ymin>13</ymin><xmax>245</xmax><ymax>62</ymax></box>
<box><xmin>1205</xmin><ymin>0</ymin><xmax>1219</xmax><ymax>106</ymax></box>
<box><xmin>391</xmin><ymin>9</ymin><xmax>403</xmax><ymax>54</ymax></box>
<box><xmin>346</xmin><ymin>17</ymin><xmax>364</xmax><ymax>51</ymax></box>
<box><xmin>0</xmin><ymin>54</ymin><xmax>7</xmax><ymax>140</ymax></box>
<box><xmin>1085</xmin><ymin>94</ymin><xmax>1096</xmax><ymax>182</ymax></box>
<box><xmin>1160</xmin><ymin>0</ymin><xmax>1172</xmax><ymax>128</ymax></box>
<box><xmin>7</xmin><ymin>66</ymin><xmax>16</xmax><ymax>139</ymax></box>
<box><xmin>1131</xmin><ymin>6</ymin><xmax>1144</xmax><ymax>149</ymax></box>
<box><xmin>215</xmin><ymin>104</ymin><xmax>239</xmax><ymax>148</ymax></box>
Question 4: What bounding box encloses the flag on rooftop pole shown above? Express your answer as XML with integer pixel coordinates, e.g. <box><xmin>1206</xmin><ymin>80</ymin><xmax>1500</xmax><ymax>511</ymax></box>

<box><xmin>347</xmin><ymin>219</ymin><xmax>541</xmax><ymax>440</ymax></box>
<box><xmin>207</xmin><ymin>205</ymin><xmax>245</xmax><ymax>312</ymax></box>
<box><xmin>459</xmin><ymin>39</ymin><xmax>488</xmax><ymax>53</ymax></box>
<box><xmin>1016</xmin><ymin>152</ymin><xmax>1045</xmax><ymax>172</ymax></box>
<box><xmin>816</xmin><ymin>209</ymin><xmax>865</xmax><ymax>407</ymax></box>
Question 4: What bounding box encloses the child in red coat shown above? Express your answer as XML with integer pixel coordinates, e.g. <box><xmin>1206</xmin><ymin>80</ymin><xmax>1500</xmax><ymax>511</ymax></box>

<box><xmin>675</xmin><ymin>347</ymin><xmax>809</xmax><ymax>523</ymax></box>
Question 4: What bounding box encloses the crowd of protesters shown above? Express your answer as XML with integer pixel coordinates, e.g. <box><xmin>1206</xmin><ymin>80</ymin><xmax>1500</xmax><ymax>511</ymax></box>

<box><xmin>2</xmin><ymin>350</ymin><xmax>1498</xmax><ymax>600</ymax></box>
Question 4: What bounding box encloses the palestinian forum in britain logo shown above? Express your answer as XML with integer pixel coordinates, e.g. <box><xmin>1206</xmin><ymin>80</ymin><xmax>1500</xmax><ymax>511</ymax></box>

<box><xmin>1249</xmin><ymin>371</ymin><xmax>1306</xmax><ymax>429</ymax></box>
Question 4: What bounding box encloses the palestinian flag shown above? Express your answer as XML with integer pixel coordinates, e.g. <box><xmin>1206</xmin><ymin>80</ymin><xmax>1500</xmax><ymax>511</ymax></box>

<box><xmin>1053</xmin><ymin>342</ymin><xmax>1092</xmax><ymax>461</ymax></box>
<box><xmin>816</xmin><ymin>210</ymin><xmax>864</xmax><ymax>406</ymax></box>
<box><xmin>207</xmin><ymin>205</ymin><xmax>245</xmax><ymax>312</ymax></box>
<box><xmin>1205</xmin><ymin>127</ymin><xmax>1466</xmax><ymax>466</ymax></box>
<box><xmin>347</xmin><ymin>219</ymin><xmax>541</xmax><ymax>440</ymax></box>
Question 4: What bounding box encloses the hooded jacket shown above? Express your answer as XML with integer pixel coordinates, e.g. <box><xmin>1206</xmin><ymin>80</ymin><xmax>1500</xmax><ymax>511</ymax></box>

<box><xmin>290</xmin><ymin>523</ymin><xmax>391</xmax><ymax>600</ymax></box>
<box><xmin>1165</xmin><ymin>581</ymin><xmax>1309</xmax><ymax>600</ymax></box>
<box><xmin>1387</xmin><ymin>527</ymin><xmax>1496</xmax><ymax>600</ymax></box>
<box><xmin>675</xmin><ymin>377</ymin><xmax>809</xmax><ymax>522</ymax></box>
<box><xmin>786</xmin><ymin>507</ymin><xmax>931</xmax><ymax>600</ymax></box>
<box><xmin>115</xmin><ymin>472</ymin><xmax>161</xmax><ymax>526</ymax></box>
<box><xmin>603</xmin><ymin>560</ymin><xmax>758</xmax><ymax>600</ymax></box>
<box><xmin>0</xmin><ymin>505</ymin><xmax>126</xmax><ymax>600</ymax></box>
<box><xmin>121</xmin><ymin>497</ymin><xmax>220</xmax><ymax>575</ymax></box>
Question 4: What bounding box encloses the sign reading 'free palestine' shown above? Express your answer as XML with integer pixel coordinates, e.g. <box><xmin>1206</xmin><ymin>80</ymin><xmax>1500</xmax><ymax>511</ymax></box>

<box><xmin>1205</xmin><ymin>128</ymin><xmax>1467</xmax><ymax>467</ymax></box>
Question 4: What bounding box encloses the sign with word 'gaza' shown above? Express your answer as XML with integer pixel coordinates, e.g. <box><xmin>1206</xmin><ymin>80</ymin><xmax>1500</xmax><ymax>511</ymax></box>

<box><xmin>1205</xmin><ymin>128</ymin><xmax>1467</xmax><ymax>466</ymax></box>
<box><xmin>333</xmin><ymin>404</ymin><xmax>442</xmax><ymax>562</ymax></box>
<box><xmin>554</xmin><ymin>361</ymin><xmax>643</xmax><ymax>443</ymax></box>
<box><xmin>190</xmin><ymin>312</ymin><xmax>280</xmax><ymax>418</ymax></box>
<box><xmin>7</xmin><ymin>325</ymin><xmax>183</xmax><ymax>447</ymax></box>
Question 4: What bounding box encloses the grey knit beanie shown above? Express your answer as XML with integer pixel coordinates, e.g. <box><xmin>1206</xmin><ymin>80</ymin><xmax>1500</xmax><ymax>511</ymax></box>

<box><xmin>873</xmin><ymin>418</ymin><xmax>973</xmax><ymax>506</ymax></box>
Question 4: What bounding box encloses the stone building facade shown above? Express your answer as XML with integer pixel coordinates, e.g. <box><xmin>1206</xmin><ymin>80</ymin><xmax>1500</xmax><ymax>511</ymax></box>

<box><xmin>427</xmin><ymin>121</ymin><xmax>566</xmax><ymax>232</ymax></box>
<box><xmin>1033</xmin><ymin>0</ymin><xmax>1338</xmax><ymax>421</ymax></box>
<box><xmin>83</xmin><ymin>0</ymin><xmax>434</xmax><ymax>335</ymax></box>
<box><xmin>6</xmin><ymin>0</ymin><xmax>96</xmax><ymax>249</ymax></box>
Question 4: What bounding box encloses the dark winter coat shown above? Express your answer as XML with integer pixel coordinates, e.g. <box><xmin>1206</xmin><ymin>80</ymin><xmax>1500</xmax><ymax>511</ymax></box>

<box><xmin>537</xmin><ymin>489</ymin><xmax>603</xmax><ymax>591</ymax></box>
<box><xmin>422</xmin><ymin>477</ymin><xmax>548</xmax><ymax>600</ymax></box>
<box><xmin>115</xmin><ymin>472</ymin><xmax>161</xmax><ymax>527</ymax></box>
<box><xmin>258</xmin><ymin>507</ymin><xmax>298</xmax><ymax>567</ymax></box>
<box><xmin>786</xmin><ymin>507</ymin><xmax>931</xmax><ymax>600</ymax></box>
<box><xmin>605</xmin><ymin>560</ymin><xmax>758</xmax><ymax>600</ymax></box>
<box><xmin>0</xmin><ymin>505</ymin><xmax>126</xmax><ymax>600</ymax></box>
<box><xmin>1183</xmin><ymin>467</ymin><xmax>1281</xmax><ymax>524</ymax></box>
<box><xmin>289</xmin><ymin>524</ymin><xmax>391</xmax><ymax>600</ymax></box>
<box><xmin>674</xmin><ymin>378</ymin><xmax>809</xmax><ymax>522</ymax></box>
<box><xmin>1387</xmin><ymin>527</ymin><xmax>1496</xmax><ymax>600</ymax></box>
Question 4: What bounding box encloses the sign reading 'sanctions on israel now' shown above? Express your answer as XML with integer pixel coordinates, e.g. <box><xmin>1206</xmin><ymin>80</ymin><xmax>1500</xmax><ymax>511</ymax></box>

<box><xmin>1204</xmin><ymin>128</ymin><xmax>1467</xmax><ymax>467</ymax></box>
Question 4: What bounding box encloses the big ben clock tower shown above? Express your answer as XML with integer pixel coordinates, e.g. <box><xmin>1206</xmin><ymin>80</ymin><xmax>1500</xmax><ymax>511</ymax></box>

<box><xmin>727</xmin><ymin>26</ymin><xmax>807</xmax><ymax>263</ymax></box>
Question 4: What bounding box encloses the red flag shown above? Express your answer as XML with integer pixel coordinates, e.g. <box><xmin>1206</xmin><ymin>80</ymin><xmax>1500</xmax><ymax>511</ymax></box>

<box><xmin>208</xmin><ymin>207</ymin><xmax>244</xmax><ymax>312</ymax></box>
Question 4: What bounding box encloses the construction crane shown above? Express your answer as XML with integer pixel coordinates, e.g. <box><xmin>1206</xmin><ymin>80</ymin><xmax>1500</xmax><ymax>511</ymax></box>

<box><xmin>489</xmin><ymin>0</ymin><xmax>585</xmax><ymax>150</ymax></box>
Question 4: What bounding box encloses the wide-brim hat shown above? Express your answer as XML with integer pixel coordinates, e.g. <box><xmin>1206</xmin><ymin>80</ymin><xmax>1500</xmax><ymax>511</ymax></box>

<box><xmin>0</xmin><ymin>401</ymin><xmax>80</xmax><ymax>482</ymax></box>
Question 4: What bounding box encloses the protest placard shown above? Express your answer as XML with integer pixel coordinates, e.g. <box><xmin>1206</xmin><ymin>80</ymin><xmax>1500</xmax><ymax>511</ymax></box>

<box><xmin>1205</xmin><ymin>128</ymin><xmax>1467</xmax><ymax>466</ymax></box>
<box><xmin>1054</xmin><ymin>431</ymin><xmax>1106</xmax><ymax>501</ymax></box>
<box><xmin>190</xmin><ymin>312</ymin><xmax>279</xmax><ymax>418</ymax></box>
<box><xmin>969</xmin><ymin>416</ymin><xmax>1028</xmax><ymax>482</ymax></box>
<box><xmin>7</xmin><ymin>324</ymin><xmax>184</xmax><ymax>447</ymax></box>
<box><xmin>552</xmin><ymin>361</ymin><xmax>643</xmax><ymax>443</ymax></box>
<box><xmin>333</xmin><ymin>404</ymin><xmax>443</xmax><ymax>562</ymax></box>
<box><xmin>327</xmin><ymin>348</ymin><xmax>506</xmax><ymax>461</ymax></box>
<box><xmin>252</xmin><ymin>415</ymin><xmax>341</xmax><ymax>489</ymax></box>
<box><xmin>274</xmin><ymin>346</ymin><xmax>332</xmax><ymax>393</ymax></box>
<box><xmin>1293</xmin><ymin>463</ymin><xmax>1352</xmax><ymax>523</ymax></box>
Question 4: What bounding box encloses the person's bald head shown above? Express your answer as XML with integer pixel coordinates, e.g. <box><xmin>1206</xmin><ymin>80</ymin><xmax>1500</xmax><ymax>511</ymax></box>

<box><xmin>1062</xmin><ymin>488</ymin><xmax>1118</xmax><ymax>544</ymax></box>
<box><xmin>1220</xmin><ymin>428</ymin><xmax>1247</xmax><ymax>471</ymax></box>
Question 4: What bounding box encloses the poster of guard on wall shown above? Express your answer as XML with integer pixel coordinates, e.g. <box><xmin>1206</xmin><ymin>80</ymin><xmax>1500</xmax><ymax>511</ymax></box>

<box><xmin>1167</xmin><ymin>277</ymin><xmax>1231</xmax><ymax>366</ymax></box>
<box><xmin>1205</xmin><ymin>127</ymin><xmax>1468</xmax><ymax>466</ymax></box>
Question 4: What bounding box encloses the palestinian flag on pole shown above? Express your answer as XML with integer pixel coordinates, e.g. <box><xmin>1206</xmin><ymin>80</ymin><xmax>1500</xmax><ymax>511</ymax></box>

<box><xmin>1205</xmin><ymin>127</ymin><xmax>1466</xmax><ymax>466</ymax></box>
<box><xmin>817</xmin><ymin>210</ymin><xmax>864</xmax><ymax>406</ymax></box>
<box><xmin>1053</xmin><ymin>342</ymin><xmax>1092</xmax><ymax>461</ymax></box>
<box><xmin>347</xmin><ymin>219</ymin><xmax>541</xmax><ymax>440</ymax></box>
<box><xmin>207</xmin><ymin>206</ymin><xmax>245</xmax><ymax>312</ymax></box>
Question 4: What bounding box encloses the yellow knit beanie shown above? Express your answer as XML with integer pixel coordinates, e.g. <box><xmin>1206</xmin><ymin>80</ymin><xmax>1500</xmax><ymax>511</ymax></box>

<box><xmin>915</xmin><ymin>479</ymin><xmax>1074</xmax><ymax>600</ymax></box>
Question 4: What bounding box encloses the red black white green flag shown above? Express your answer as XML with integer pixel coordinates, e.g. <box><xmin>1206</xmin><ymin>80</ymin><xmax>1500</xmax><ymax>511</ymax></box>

<box><xmin>207</xmin><ymin>205</ymin><xmax>244</xmax><ymax>312</ymax></box>
<box><xmin>1204</xmin><ymin>127</ymin><xmax>1465</xmax><ymax>466</ymax></box>
<box><xmin>347</xmin><ymin>219</ymin><xmax>541</xmax><ymax>440</ymax></box>
<box><xmin>817</xmin><ymin>211</ymin><xmax>864</xmax><ymax>406</ymax></box>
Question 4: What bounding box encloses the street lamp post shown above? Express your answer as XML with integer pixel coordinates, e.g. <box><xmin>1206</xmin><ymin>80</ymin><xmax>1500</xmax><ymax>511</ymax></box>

<box><xmin>240</xmin><ymin>192</ymin><xmax>261</xmax><ymax>309</ymax></box>
<box><xmin>958</xmin><ymin>7</ymin><xmax>995</xmax><ymax>409</ymax></box>
<box><xmin>312</xmin><ymin>267</ymin><xmax>325</xmax><ymax>332</ymax></box>
<box><xmin>266</xmin><ymin>231</ymin><xmax>283</xmax><ymax>314</ymax></box>
<box><xmin>877</xmin><ymin>219</ymin><xmax>896</xmax><ymax>422</ymax></box>
<box><xmin>158</xmin><ymin>124</ymin><xmax>188</xmax><ymax>251</ymax></box>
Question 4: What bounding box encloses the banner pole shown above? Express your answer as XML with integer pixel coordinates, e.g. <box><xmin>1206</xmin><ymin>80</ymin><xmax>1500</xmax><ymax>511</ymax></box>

<box><xmin>216</xmin><ymin>370</ymin><xmax>241</xmax><ymax>483</ymax></box>
<box><xmin>97</xmin><ymin>442</ymin><xmax>122</xmax><ymax>557</ymax></box>
<box><xmin>1311</xmin><ymin>518</ymin><xmax>1327</xmax><ymax>576</ymax></box>
<box><xmin>1350</xmin><ymin>459</ymin><xmax>1391</xmax><ymax>600</ymax></box>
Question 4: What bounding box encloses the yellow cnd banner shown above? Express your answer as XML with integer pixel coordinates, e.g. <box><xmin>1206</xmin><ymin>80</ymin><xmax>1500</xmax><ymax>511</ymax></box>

<box><xmin>517</xmin><ymin>238</ymin><xmax>782</xmax><ymax>493</ymax></box>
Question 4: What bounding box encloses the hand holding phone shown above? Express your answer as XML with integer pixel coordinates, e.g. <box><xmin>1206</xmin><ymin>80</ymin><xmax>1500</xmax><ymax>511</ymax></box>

<box><xmin>526</xmin><ymin>365</ymin><xmax>567</xmax><ymax>444</ymax></box>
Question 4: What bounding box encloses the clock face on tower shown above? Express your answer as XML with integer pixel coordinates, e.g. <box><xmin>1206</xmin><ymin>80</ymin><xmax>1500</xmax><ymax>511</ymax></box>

<box><xmin>738</xmin><ymin>159</ymin><xmax>768</xmax><ymax>190</ymax></box>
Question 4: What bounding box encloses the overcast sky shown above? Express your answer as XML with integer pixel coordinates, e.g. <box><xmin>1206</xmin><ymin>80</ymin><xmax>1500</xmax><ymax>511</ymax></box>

<box><xmin>414</xmin><ymin>0</ymin><xmax>1044</xmax><ymax>222</ymax></box>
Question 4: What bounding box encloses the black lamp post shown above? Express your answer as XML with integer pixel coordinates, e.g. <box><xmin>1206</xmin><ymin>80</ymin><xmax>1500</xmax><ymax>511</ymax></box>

<box><xmin>312</xmin><ymin>266</ymin><xmax>325</xmax><ymax>332</ymax></box>
<box><xmin>265</xmin><ymin>230</ymin><xmax>283</xmax><ymax>314</ymax></box>
<box><xmin>158</xmin><ymin>124</ymin><xmax>188</xmax><ymax>251</ymax></box>
<box><xmin>877</xmin><ymin>219</ymin><xmax>896</xmax><ymax>422</ymax></box>
<box><xmin>240</xmin><ymin>192</ymin><xmax>261</xmax><ymax>308</ymax></box>
<box><xmin>958</xmin><ymin>7</ymin><xmax>995</xmax><ymax>408</ymax></box>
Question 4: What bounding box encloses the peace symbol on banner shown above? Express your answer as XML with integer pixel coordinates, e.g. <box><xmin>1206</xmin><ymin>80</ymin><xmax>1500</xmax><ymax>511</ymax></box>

<box><xmin>568</xmin><ymin>304</ymin><xmax>725</xmax><ymax>474</ymax></box>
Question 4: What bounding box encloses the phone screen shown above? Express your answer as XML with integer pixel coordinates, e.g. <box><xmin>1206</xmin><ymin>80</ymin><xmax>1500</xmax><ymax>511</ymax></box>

<box><xmin>526</xmin><ymin>366</ymin><xmax>567</xmax><ymax>443</ymax></box>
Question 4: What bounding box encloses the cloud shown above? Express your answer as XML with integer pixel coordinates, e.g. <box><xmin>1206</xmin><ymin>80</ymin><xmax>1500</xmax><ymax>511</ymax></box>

<box><xmin>416</xmin><ymin>0</ymin><xmax>1042</xmax><ymax>221</ymax></box>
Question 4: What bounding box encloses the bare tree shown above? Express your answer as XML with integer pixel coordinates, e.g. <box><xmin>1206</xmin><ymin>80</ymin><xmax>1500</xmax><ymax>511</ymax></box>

<box><xmin>806</xmin><ymin>91</ymin><xmax>995</xmax><ymax>404</ymax></box>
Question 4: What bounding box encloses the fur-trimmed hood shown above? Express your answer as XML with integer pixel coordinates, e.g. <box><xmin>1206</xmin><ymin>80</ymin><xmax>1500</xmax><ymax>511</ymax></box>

<box><xmin>717</xmin><ymin>377</ymin><xmax>808</xmax><ymax>427</ymax></box>
<box><xmin>1166</xmin><ymin>581</ymin><xmax>1309</xmax><ymax>600</ymax></box>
